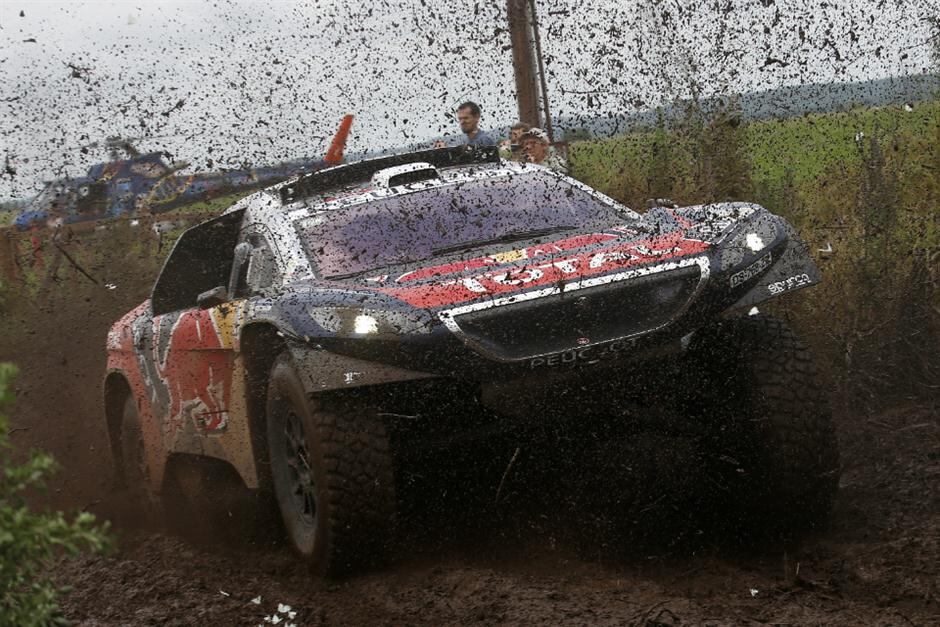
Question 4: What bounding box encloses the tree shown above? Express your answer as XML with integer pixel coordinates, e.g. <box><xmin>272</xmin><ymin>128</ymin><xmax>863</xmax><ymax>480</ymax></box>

<box><xmin>0</xmin><ymin>363</ymin><xmax>110</xmax><ymax>626</ymax></box>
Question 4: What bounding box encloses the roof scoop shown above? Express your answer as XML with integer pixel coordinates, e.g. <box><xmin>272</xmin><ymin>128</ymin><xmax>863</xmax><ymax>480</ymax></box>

<box><xmin>371</xmin><ymin>162</ymin><xmax>441</xmax><ymax>189</ymax></box>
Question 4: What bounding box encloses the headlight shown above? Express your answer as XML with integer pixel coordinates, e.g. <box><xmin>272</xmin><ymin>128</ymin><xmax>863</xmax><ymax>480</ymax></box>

<box><xmin>353</xmin><ymin>315</ymin><xmax>379</xmax><ymax>335</ymax></box>
<box><xmin>721</xmin><ymin>215</ymin><xmax>778</xmax><ymax>269</ymax></box>
<box><xmin>309</xmin><ymin>307</ymin><xmax>434</xmax><ymax>336</ymax></box>
<box><xmin>745</xmin><ymin>232</ymin><xmax>766</xmax><ymax>252</ymax></box>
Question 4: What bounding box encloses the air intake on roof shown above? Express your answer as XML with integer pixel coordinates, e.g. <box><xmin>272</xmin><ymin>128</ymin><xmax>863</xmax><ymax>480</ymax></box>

<box><xmin>372</xmin><ymin>162</ymin><xmax>440</xmax><ymax>189</ymax></box>
<box><xmin>279</xmin><ymin>145</ymin><xmax>500</xmax><ymax>205</ymax></box>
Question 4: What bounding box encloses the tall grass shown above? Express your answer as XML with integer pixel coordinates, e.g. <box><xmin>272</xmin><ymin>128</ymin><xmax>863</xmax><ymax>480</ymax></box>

<box><xmin>570</xmin><ymin>99</ymin><xmax>940</xmax><ymax>409</ymax></box>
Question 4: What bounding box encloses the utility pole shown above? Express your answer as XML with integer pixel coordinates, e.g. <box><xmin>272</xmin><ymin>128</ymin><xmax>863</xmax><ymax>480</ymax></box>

<box><xmin>528</xmin><ymin>0</ymin><xmax>554</xmax><ymax>143</ymax></box>
<box><xmin>506</xmin><ymin>0</ymin><xmax>541</xmax><ymax>129</ymax></box>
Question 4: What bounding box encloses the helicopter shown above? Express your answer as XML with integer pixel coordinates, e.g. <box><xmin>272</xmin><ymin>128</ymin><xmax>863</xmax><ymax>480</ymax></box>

<box><xmin>13</xmin><ymin>115</ymin><xmax>354</xmax><ymax>231</ymax></box>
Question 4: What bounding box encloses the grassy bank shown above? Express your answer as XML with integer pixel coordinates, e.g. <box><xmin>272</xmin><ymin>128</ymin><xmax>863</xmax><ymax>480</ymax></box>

<box><xmin>570</xmin><ymin>99</ymin><xmax>940</xmax><ymax>407</ymax></box>
<box><xmin>571</xmin><ymin>100</ymin><xmax>940</xmax><ymax>209</ymax></box>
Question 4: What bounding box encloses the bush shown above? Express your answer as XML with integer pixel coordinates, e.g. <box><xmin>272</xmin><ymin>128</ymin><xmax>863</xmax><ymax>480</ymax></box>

<box><xmin>0</xmin><ymin>363</ymin><xmax>111</xmax><ymax>626</ymax></box>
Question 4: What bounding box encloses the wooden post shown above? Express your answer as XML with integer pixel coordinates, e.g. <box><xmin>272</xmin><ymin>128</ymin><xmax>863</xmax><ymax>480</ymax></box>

<box><xmin>507</xmin><ymin>0</ymin><xmax>541</xmax><ymax>128</ymax></box>
<box><xmin>527</xmin><ymin>0</ymin><xmax>554</xmax><ymax>142</ymax></box>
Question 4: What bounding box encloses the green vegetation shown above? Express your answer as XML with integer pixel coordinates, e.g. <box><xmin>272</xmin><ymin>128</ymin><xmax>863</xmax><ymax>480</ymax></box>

<box><xmin>571</xmin><ymin>100</ymin><xmax>940</xmax><ymax>211</ymax></box>
<box><xmin>0</xmin><ymin>188</ymin><xmax>248</xmax><ymax>231</ymax></box>
<box><xmin>570</xmin><ymin>99</ymin><xmax>940</xmax><ymax>406</ymax></box>
<box><xmin>0</xmin><ymin>189</ymin><xmax>250</xmax><ymax>303</ymax></box>
<box><xmin>0</xmin><ymin>364</ymin><xmax>111</xmax><ymax>626</ymax></box>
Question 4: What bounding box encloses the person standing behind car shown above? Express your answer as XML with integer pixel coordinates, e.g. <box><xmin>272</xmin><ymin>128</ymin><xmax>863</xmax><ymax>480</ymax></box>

<box><xmin>499</xmin><ymin>122</ymin><xmax>531</xmax><ymax>161</ymax></box>
<box><xmin>456</xmin><ymin>101</ymin><xmax>495</xmax><ymax>146</ymax></box>
<box><xmin>520</xmin><ymin>127</ymin><xmax>568</xmax><ymax>173</ymax></box>
<box><xmin>433</xmin><ymin>101</ymin><xmax>496</xmax><ymax>149</ymax></box>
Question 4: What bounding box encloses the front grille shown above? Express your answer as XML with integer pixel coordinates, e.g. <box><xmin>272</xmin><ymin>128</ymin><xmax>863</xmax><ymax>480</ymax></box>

<box><xmin>449</xmin><ymin>264</ymin><xmax>702</xmax><ymax>361</ymax></box>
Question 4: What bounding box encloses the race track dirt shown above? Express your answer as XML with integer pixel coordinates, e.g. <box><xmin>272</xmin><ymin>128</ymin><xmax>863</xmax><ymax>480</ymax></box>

<box><xmin>2</xmin><ymin>265</ymin><xmax>938</xmax><ymax>626</ymax></box>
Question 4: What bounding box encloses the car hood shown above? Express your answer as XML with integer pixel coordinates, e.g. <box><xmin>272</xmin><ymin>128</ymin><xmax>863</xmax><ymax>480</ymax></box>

<box><xmin>324</xmin><ymin>217</ymin><xmax>712</xmax><ymax>311</ymax></box>
<box><xmin>279</xmin><ymin>202</ymin><xmax>775</xmax><ymax>315</ymax></box>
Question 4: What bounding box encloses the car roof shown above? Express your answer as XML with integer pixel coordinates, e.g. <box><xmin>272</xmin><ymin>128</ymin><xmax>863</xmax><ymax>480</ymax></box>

<box><xmin>229</xmin><ymin>156</ymin><xmax>548</xmax><ymax>224</ymax></box>
<box><xmin>291</xmin><ymin>160</ymin><xmax>533</xmax><ymax>213</ymax></box>
<box><xmin>222</xmin><ymin>149</ymin><xmax>636</xmax><ymax>282</ymax></box>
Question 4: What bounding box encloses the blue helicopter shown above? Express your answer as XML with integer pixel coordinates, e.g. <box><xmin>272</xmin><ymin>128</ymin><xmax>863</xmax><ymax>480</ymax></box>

<box><xmin>13</xmin><ymin>115</ymin><xmax>353</xmax><ymax>231</ymax></box>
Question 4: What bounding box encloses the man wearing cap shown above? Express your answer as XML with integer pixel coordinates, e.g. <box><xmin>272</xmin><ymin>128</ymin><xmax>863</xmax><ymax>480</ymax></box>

<box><xmin>521</xmin><ymin>128</ymin><xmax>568</xmax><ymax>173</ymax></box>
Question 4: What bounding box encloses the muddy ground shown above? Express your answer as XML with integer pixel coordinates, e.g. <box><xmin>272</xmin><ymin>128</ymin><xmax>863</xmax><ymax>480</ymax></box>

<box><xmin>2</xmin><ymin>265</ymin><xmax>938</xmax><ymax>626</ymax></box>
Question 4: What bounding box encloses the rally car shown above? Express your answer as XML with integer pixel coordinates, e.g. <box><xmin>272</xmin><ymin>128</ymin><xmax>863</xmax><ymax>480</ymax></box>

<box><xmin>104</xmin><ymin>145</ymin><xmax>839</xmax><ymax>575</ymax></box>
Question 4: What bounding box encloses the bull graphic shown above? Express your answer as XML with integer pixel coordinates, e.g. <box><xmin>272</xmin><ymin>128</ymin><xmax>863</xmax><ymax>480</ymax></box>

<box><xmin>138</xmin><ymin>302</ymin><xmax>244</xmax><ymax>438</ymax></box>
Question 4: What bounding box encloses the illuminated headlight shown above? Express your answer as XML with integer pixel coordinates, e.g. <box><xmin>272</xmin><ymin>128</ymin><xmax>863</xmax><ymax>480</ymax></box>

<box><xmin>353</xmin><ymin>314</ymin><xmax>379</xmax><ymax>334</ymax></box>
<box><xmin>745</xmin><ymin>232</ymin><xmax>766</xmax><ymax>252</ymax></box>
<box><xmin>308</xmin><ymin>306</ymin><xmax>434</xmax><ymax>336</ymax></box>
<box><xmin>721</xmin><ymin>216</ymin><xmax>779</xmax><ymax>269</ymax></box>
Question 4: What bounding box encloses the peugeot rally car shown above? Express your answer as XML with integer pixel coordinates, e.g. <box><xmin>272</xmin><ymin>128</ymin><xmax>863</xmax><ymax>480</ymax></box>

<box><xmin>104</xmin><ymin>146</ymin><xmax>839</xmax><ymax>575</ymax></box>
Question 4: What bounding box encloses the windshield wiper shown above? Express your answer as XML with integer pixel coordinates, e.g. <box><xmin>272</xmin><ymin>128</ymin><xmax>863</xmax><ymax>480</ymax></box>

<box><xmin>432</xmin><ymin>226</ymin><xmax>578</xmax><ymax>256</ymax></box>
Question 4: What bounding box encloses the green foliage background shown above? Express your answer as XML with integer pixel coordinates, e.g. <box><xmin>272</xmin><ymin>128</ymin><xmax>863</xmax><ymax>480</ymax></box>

<box><xmin>0</xmin><ymin>364</ymin><xmax>110</xmax><ymax>627</ymax></box>
<box><xmin>569</xmin><ymin>99</ymin><xmax>940</xmax><ymax>407</ymax></box>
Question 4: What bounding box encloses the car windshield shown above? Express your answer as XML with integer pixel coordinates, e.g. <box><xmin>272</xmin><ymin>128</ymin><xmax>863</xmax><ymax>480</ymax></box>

<box><xmin>295</xmin><ymin>171</ymin><xmax>627</xmax><ymax>278</ymax></box>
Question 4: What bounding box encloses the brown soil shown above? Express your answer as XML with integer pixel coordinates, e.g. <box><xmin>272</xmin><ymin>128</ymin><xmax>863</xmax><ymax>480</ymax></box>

<box><xmin>2</xmin><ymin>253</ymin><xmax>938</xmax><ymax>626</ymax></box>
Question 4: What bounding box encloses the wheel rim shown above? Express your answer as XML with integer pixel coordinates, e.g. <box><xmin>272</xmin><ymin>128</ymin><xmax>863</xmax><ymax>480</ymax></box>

<box><xmin>283</xmin><ymin>410</ymin><xmax>317</xmax><ymax>528</ymax></box>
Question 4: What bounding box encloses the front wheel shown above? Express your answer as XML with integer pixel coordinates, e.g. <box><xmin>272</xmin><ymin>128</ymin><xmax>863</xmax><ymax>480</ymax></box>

<box><xmin>266</xmin><ymin>352</ymin><xmax>396</xmax><ymax>577</ymax></box>
<box><xmin>687</xmin><ymin>316</ymin><xmax>840</xmax><ymax>541</ymax></box>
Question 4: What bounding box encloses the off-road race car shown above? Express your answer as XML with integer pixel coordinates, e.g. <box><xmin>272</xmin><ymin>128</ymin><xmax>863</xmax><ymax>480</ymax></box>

<box><xmin>104</xmin><ymin>146</ymin><xmax>839</xmax><ymax>576</ymax></box>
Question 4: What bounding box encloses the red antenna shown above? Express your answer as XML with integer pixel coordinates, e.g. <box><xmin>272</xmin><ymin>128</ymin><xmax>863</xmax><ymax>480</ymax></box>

<box><xmin>324</xmin><ymin>115</ymin><xmax>354</xmax><ymax>165</ymax></box>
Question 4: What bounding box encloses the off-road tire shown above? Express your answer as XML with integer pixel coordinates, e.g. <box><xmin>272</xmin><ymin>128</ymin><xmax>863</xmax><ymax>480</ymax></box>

<box><xmin>687</xmin><ymin>315</ymin><xmax>839</xmax><ymax>541</ymax></box>
<box><xmin>115</xmin><ymin>394</ymin><xmax>158</xmax><ymax>527</ymax></box>
<box><xmin>266</xmin><ymin>351</ymin><xmax>396</xmax><ymax>577</ymax></box>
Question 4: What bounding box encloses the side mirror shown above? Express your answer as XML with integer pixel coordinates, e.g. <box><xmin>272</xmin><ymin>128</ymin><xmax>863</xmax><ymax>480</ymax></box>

<box><xmin>228</xmin><ymin>242</ymin><xmax>252</xmax><ymax>296</ymax></box>
<box><xmin>197</xmin><ymin>285</ymin><xmax>228</xmax><ymax>309</ymax></box>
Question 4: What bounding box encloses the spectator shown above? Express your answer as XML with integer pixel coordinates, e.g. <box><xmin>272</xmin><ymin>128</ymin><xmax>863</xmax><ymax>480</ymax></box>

<box><xmin>456</xmin><ymin>101</ymin><xmax>495</xmax><ymax>146</ymax></box>
<box><xmin>499</xmin><ymin>122</ymin><xmax>531</xmax><ymax>161</ymax></box>
<box><xmin>520</xmin><ymin>127</ymin><xmax>567</xmax><ymax>173</ymax></box>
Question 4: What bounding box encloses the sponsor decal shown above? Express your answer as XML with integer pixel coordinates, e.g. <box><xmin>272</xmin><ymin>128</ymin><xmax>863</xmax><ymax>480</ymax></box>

<box><xmin>381</xmin><ymin>233</ymin><xmax>710</xmax><ymax>309</ymax></box>
<box><xmin>392</xmin><ymin>232</ymin><xmax>618</xmax><ymax>285</ymax></box>
<box><xmin>729</xmin><ymin>252</ymin><xmax>773</xmax><ymax>288</ymax></box>
<box><xmin>610</xmin><ymin>225</ymin><xmax>640</xmax><ymax>236</ymax></box>
<box><xmin>139</xmin><ymin>301</ymin><xmax>246</xmax><ymax>437</ymax></box>
<box><xmin>768</xmin><ymin>273</ymin><xmax>812</xmax><ymax>295</ymax></box>
<box><xmin>490</xmin><ymin>248</ymin><xmax>528</xmax><ymax>264</ymax></box>
<box><xmin>529</xmin><ymin>338</ymin><xmax>639</xmax><ymax>369</ymax></box>
<box><xmin>633</xmin><ymin>244</ymin><xmax>681</xmax><ymax>256</ymax></box>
